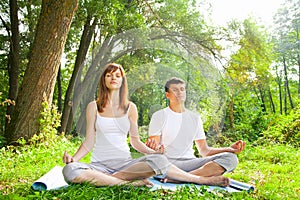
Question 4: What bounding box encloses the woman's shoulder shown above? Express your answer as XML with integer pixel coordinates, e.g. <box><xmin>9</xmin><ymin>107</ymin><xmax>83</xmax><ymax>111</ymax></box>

<box><xmin>127</xmin><ymin>101</ymin><xmax>138</xmax><ymax>115</ymax></box>
<box><xmin>128</xmin><ymin>101</ymin><xmax>137</xmax><ymax>110</ymax></box>
<box><xmin>128</xmin><ymin>101</ymin><xmax>136</xmax><ymax>106</ymax></box>
<box><xmin>86</xmin><ymin>100</ymin><xmax>97</xmax><ymax>112</ymax></box>
<box><xmin>87</xmin><ymin>100</ymin><xmax>97</xmax><ymax>107</ymax></box>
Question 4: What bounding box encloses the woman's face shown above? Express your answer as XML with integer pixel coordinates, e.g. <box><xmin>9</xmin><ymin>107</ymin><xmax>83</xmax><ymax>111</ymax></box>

<box><xmin>104</xmin><ymin>68</ymin><xmax>123</xmax><ymax>90</ymax></box>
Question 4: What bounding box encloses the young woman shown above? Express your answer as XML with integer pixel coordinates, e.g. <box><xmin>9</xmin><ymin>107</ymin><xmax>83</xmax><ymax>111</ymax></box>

<box><xmin>62</xmin><ymin>63</ymin><xmax>229</xmax><ymax>187</ymax></box>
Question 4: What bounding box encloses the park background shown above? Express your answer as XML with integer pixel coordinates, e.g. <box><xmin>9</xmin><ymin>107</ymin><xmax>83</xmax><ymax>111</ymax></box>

<box><xmin>0</xmin><ymin>0</ymin><xmax>299</xmax><ymax>199</ymax></box>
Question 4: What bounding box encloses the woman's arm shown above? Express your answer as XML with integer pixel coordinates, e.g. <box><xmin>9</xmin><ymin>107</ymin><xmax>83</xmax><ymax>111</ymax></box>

<box><xmin>63</xmin><ymin>101</ymin><xmax>96</xmax><ymax>163</ymax></box>
<box><xmin>145</xmin><ymin>135</ymin><xmax>161</xmax><ymax>150</ymax></box>
<box><xmin>128</xmin><ymin>102</ymin><xmax>163</xmax><ymax>154</ymax></box>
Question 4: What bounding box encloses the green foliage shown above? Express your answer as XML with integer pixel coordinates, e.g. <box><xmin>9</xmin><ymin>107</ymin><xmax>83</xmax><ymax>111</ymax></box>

<box><xmin>223</xmin><ymin>90</ymin><xmax>273</xmax><ymax>142</ymax></box>
<box><xmin>0</xmin><ymin>134</ymin><xmax>83</xmax><ymax>198</ymax></box>
<box><xmin>225</xmin><ymin>111</ymin><xmax>272</xmax><ymax>142</ymax></box>
<box><xmin>0</xmin><ymin>91</ymin><xmax>15</xmax><ymax>147</ymax></box>
<box><xmin>0</xmin><ymin>71</ymin><xmax>9</xmax><ymax>136</ymax></box>
<box><xmin>26</xmin><ymin>101</ymin><xmax>61</xmax><ymax>146</ymax></box>
<box><xmin>260</xmin><ymin>102</ymin><xmax>300</xmax><ymax>147</ymax></box>
<box><xmin>123</xmin><ymin>50</ymin><xmax>226</xmax><ymax>128</ymax></box>
<box><xmin>233</xmin><ymin>144</ymin><xmax>300</xmax><ymax>199</ymax></box>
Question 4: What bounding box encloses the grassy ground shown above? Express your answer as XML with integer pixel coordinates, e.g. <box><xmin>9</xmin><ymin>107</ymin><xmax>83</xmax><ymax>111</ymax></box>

<box><xmin>0</xmin><ymin>135</ymin><xmax>299</xmax><ymax>199</ymax></box>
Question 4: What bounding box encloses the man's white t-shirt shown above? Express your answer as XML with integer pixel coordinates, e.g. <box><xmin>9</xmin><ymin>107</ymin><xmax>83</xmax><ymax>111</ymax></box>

<box><xmin>149</xmin><ymin>107</ymin><xmax>206</xmax><ymax>159</ymax></box>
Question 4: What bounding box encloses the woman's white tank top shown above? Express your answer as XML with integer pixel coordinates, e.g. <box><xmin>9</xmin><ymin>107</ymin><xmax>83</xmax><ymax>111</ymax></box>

<box><xmin>91</xmin><ymin>104</ymin><xmax>131</xmax><ymax>162</ymax></box>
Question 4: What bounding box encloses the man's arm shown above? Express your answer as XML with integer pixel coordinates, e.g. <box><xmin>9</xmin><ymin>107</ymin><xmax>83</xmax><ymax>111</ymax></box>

<box><xmin>146</xmin><ymin>109</ymin><xmax>164</xmax><ymax>151</ymax></box>
<box><xmin>195</xmin><ymin>139</ymin><xmax>246</xmax><ymax>157</ymax></box>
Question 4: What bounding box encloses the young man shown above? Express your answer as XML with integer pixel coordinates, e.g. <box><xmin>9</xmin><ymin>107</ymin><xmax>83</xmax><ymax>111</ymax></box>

<box><xmin>146</xmin><ymin>77</ymin><xmax>246</xmax><ymax>179</ymax></box>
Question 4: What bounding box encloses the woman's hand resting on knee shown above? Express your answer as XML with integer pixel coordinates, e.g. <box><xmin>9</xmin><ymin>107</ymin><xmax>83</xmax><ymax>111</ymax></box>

<box><xmin>63</xmin><ymin>151</ymin><xmax>74</xmax><ymax>164</ymax></box>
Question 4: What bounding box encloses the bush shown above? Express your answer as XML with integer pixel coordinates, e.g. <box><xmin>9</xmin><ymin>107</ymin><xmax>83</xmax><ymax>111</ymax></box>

<box><xmin>23</xmin><ymin>101</ymin><xmax>61</xmax><ymax>146</ymax></box>
<box><xmin>260</xmin><ymin>103</ymin><xmax>300</xmax><ymax>147</ymax></box>
<box><xmin>221</xmin><ymin>111</ymin><xmax>274</xmax><ymax>143</ymax></box>
<box><xmin>221</xmin><ymin>91</ymin><xmax>275</xmax><ymax>142</ymax></box>
<box><xmin>0</xmin><ymin>91</ymin><xmax>16</xmax><ymax>147</ymax></box>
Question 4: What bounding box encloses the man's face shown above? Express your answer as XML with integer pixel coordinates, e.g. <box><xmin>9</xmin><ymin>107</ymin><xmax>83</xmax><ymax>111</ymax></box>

<box><xmin>166</xmin><ymin>83</ymin><xmax>186</xmax><ymax>103</ymax></box>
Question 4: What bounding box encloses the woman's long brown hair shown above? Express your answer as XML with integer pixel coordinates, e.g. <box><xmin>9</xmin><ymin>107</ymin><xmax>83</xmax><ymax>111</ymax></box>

<box><xmin>96</xmin><ymin>63</ymin><xmax>129</xmax><ymax>113</ymax></box>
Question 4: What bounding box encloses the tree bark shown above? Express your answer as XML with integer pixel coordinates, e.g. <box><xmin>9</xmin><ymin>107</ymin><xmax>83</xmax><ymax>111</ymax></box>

<box><xmin>295</xmin><ymin>24</ymin><xmax>300</xmax><ymax>98</ymax></box>
<box><xmin>57</xmin><ymin>65</ymin><xmax>62</xmax><ymax>112</ymax></box>
<box><xmin>279</xmin><ymin>82</ymin><xmax>283</xmax><ymax>115</ymax></box>
<box><xmin>5</xmin><ymin>0</ymin><xmax>78</xmax><ymax>144</ymax></box>
<box><xmin>74</xmin><ymin>80</ymin><xmax>98</xmax><ymax>135</ymax></box>
<box><xmin>298</xmin><ymin>54</ymin><xmax>300</xmax><ymax>98</ymax></box>
<box><xmin>283</xmin><ymin>56</ymin><xmax>294</xmax><ymax>111</ymax></box>
<box><xmin>258</xmin><ymin>85</ymin><xmax>266</xmax><ymax>112</ymax></box>
<box><xmin>64</xmin><ymin>38</ymin><xmax>113</xmax><ymax>134</ymax></box>
<box><xmin>5</xmin><ymin>0</ymin><xmax>20</xmax><ymax>136</ymax></box>
<box><xmin>228</xmin><ymin>93</ymin><xmax>234</xmax><ymax>129</ymax></box>
<box><xmin>284</xmin><ymin>79</ymin><xmax>287</xmax><ymax>115</ymax></box>
<box><xmin>268</xmin><ymin>87</ymin><xmax>275</xmax><ymax>113</ymax></box>
<box><xmin>60</xmin><ymin>15</ymin><xmax>96</xmax><ymax>133</ymax></box>
<box><xmin>275</xmin><ymin>65</ymin><xmax>283</xmax><ymax>115</ymax></box>
<box><xmin>70</xmin><ymin>34</ymin><xmax>139</xmax><ymax>129</ymax></box>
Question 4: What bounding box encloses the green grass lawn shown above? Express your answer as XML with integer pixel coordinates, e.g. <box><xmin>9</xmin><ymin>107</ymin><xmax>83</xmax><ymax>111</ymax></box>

<box><xmin>0</xmin><ymin>135</ymin><xmax>299</xmax><ymax>199</ymax></box>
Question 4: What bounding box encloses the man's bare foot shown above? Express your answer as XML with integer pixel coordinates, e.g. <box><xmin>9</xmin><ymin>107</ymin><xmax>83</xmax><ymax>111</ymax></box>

<box><xmin>201</xmin><ymin>176</ymin><xmax>230</xmax><ymax>187</ymax></box>
<box><xmin>164</xmin><ymin>176</ymin><xmax>229</xmax><ymax>187</ymax></box>
<box><xmin>158</xmin><ymin>178</ymin><xmax>181</xmax><ymax>184</ymax></box>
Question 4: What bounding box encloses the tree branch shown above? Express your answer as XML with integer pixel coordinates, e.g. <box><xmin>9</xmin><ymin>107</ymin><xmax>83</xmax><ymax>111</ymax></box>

<box><xmin>0</xmin><ymin>14</ymin><xmax>11</xmax><ymax>37</ymax></box>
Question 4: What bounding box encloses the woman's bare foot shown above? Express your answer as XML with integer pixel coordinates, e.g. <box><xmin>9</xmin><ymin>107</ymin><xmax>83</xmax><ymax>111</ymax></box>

<box><xmin>125</xmin><ymin>179</ymin><xmax>153</xmax><ymax>187</ymax></box>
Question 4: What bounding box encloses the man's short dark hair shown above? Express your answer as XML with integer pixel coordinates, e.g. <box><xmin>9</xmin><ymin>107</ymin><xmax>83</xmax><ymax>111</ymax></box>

<box><xmin>165</xmin><ymin>77</ymin><xmax>186</xmax><ymax>92</ymax></box>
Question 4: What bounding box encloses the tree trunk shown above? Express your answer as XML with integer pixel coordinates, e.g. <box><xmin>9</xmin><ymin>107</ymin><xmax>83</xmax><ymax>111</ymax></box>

<box><xmin>279</xmin><ymin>84</ymin><xmax>283</xmax><ymax>115</ymax></box>
<box><xmin>279</xmin><ymin>81</ymin><xmax>283</xmax><ymax>115</ymax></box>
<box><xmin>275</xmin><ymin>65</ymin><xmax>283</xmax><ymax>115</ymax></box>
<box><xmin>60</xmin><ymin>15</ymin><xmax>97</xmax><ymax>133</ymax></box>
<box><xmin>138</xmin><ymin>107</ymin><xmax>144</xmax><ymax>126</ymax></box>
<box><xmin>71</xmin><ymin>75</ymin><xmax>98</xmax><ymax>134</ymax></box>
<box><xmin>57</xmin><ymin>65</ymin><xmax>62</xmax><ymax>112</ymax></box>
<box><xmin>69</xmin><ymin>33</ymin><xmax>139</xmax><ymax>131</ymax></box>
<box><xmin>283</xmin><ymin>56</ymin><xmax>294</xmax><ymax>110</ymax></box>
<box><xmin>228</xmin><ymin>92</ymin><xmax>234</xmax><ymax>129</ymax></box>
<box><xmin>258</xmin><ymin>85</ymin><xmax>266</xmax><ymax>112</ymax></box>
<box><xmin>284</xmin><ymin>80</ymin><xmax>287</xmax><ymax>115</ymax></box>
<box><xmin>297</xmin><ymin>53</ymin><xmax>300</xmax><ymax>99</ymax></box>
<box><xmin>296</xmin><ymin>24</ymin><xmax>300</xmax><ymax>98</ymax></box>
<box><xmin>25</xmin><ymin>0</ymin><xmax>39</xmax><ymax>45</ymax></box>
<box><xmin>5</xmin><ymin>0</ymin><xmax>20</xmax><ymax>135</ymax></box>
<box><xmin>268</xmin><ymin>87</ymin><xmax>275</xmax><ymax>113</ymax></box>
<box><xmin>185</xmin><ymin>68</ymin><xmax>190</xmax><ymax>108</ymax></box>
<box><xmin>65</xmin><ymin>38</ymin><xmax>114</xmax><ymax>133</ymax></box>
<box><xmin>283</xmin><ymin>58</ymin><xmax>287</xmax><ymax>115</ymax></box>
<box><xmin>5</xmin><ymin>0</ymin><xmax>78</xmax><ymax>144</ymax></box>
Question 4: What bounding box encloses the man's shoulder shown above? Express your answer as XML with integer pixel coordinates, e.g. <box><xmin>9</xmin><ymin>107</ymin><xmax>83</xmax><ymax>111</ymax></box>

<box><xmin>186</xmin><ymin>109</ymin><xmax>201</xmax><ymax>120</ymax></box>
<box><xmin>185</xmin><ymin>109</ymin><xmax>201</xmax><ymax>118</ymax></box>
<box><xmin>152</xmin><ymin>107</ymin><xmax>167</xmax><ymax>117</ymax></box>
